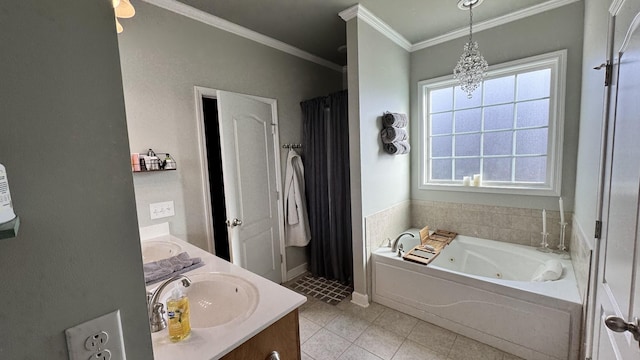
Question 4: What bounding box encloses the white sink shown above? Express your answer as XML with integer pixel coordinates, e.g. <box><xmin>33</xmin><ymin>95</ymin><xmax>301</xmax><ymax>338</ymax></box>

<box><xmin>141</xmin><ymin>240</ymin><xmax>182</xmax><ymax>263</ymax></box>
<box><xmin>181</xmin><ymin>272</ymin><xmax>259</xmax><ymax>328</ymax></box>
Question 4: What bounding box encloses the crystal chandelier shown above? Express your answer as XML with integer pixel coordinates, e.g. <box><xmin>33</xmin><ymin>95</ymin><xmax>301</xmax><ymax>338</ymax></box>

<box><xmin>453</xmin><ymin>0</ymin><xmax>488</xmax><ymax>98</ymax></box>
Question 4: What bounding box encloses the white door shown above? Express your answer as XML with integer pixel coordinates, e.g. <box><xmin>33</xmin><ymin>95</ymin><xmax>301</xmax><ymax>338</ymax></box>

<box><xmin>593</xmin><ymin>1</ymin><xmax>640</xmax><ymax>358</ymax></box>
<box><xmin>217</xmin><ymin>91</ymin><xmax>283</xmax><ymax>284</ymax></box>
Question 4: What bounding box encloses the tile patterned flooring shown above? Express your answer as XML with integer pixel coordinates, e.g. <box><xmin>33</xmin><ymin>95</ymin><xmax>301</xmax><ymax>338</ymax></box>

<box><xmin>294</xmin><ymin>293</ymin><xmax>524</xmax><ymax>360</ymax></box>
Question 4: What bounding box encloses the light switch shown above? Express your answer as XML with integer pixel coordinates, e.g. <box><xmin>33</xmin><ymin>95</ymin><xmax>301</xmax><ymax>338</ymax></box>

<box><xmin>150</xmin><ymin>201</ymin><xmax>175</xmax><ymax>220</ymax></box>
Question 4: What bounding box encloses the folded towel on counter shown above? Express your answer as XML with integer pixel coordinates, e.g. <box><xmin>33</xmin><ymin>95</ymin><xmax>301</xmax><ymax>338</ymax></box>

<box><xmin>383</xmin><ymin>141</ymin><xmax>411</xmax><ymax>155</ymax></box>
<box><xmin>383</xmin><ymin>112</ymin><xmax>409</xmax><ymax>128</ymax></box>
<box><xmin>381</xmin><ymin>127</ymin><xmax>408</xmax><ymax>144</ymax></box>
<box><xmin>144</xmin><ymin>252</ymin><xmax>203</xmax><ymax>285</ymax></box>
<box><xmin>531</xmin><ymin>259</ymin><xmax>563</xmax><ymax>282</ymax></box>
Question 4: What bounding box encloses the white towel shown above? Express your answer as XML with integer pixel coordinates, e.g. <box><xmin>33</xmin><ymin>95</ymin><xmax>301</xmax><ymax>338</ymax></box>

<box><xmin>531</xmin><ymin>259</ymin><xmax>563</xmax><ymax>282</ymax></box>
<box><xmin>284</xmin><ymin>149</ymin><xmax>311</xmax><ymax>247</ymax></box>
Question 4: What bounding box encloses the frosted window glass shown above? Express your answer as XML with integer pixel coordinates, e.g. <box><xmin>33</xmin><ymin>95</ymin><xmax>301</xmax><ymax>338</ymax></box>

<box><xmin>484</xmin><ymin>76</ymin><xmax>515</xmax><ymax>105</ymax></box>
<box><xmin>431</xmin><ymin>112</ymin><xmax>453</xmax><ymax>135</ymax></box>
<box><xmin>515</xmin><ymin>157</ymin><xmax>546</xmax><ymax>182</ymax></box>
<box><xmin>517</xmin><ymin>69</ymin><xmax>551</xmax><ymax>101</ymax></box>
<box><xmin>484</xmin><ymin>158</ymin><xmax>512</xmax><ymax>181</ymax></box>
<box><xmin>484</xmin><ymin>104</ymin><xmax>514</xmax><ymax>131</ymax></box>
<box><xmin>516</xmin><ymin>99</ymin><xmax>549</xmax><ymax>128</ymax></box>
<box><xmin>430</xmin><ymin>87</ymin><xmax>453</xmax><ymax>113</ymax></box>
<box><xmin>431</xmin><ymin>136</ymin><xmax>452</xmax><ymax>157</ymax></box>
<box><xmin>455</xmin><ymin>108</ymin><xmax>481</xmax><ymax>133</ymax></box>
<box><xmin>484</xmin><ymin>131</ymin><xmax>513</xmax><ymax>156</ymax></box>
<box><xmin>455</xmin><ymin>134</ymin><xmax>481</xmax><ymax>156</ymax></box>
<box><xmin>454</xmin><ymin>85</ymin><xmax>481</xmax><ymax>109</ymax></box>
<box><xmin>455</xmin><ymin>158</ymin><xmax>481</xmax><ymax>179</ymax></box>
<box><xmin>516</xmin><ymin>128</ymin><xmax>548</xmax><ymax>155</ymax></box>
<box><xmin>432</xmin><ymin>159</ymin><xmax>452</xmax><ymax>180</ymax></box>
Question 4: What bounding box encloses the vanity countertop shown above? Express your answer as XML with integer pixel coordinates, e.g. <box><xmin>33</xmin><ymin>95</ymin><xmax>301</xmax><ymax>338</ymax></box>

<box><xmin>144</xmin><ymin>234</ymin><xmax>306</xmax><ymax>360</ymax></box>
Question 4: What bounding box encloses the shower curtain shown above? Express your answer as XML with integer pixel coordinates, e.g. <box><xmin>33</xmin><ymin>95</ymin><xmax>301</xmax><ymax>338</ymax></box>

<box><xmin>301</xmin><ymin>90</ymin><xmax>352</xmax><ymax>284</ymax></box>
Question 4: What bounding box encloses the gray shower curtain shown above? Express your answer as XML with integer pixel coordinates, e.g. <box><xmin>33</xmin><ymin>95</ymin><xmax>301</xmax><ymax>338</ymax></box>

<box><xmin>301</xmin><ymin>90</ymin><xmax>352</xmax><ymax>284</ymax></box>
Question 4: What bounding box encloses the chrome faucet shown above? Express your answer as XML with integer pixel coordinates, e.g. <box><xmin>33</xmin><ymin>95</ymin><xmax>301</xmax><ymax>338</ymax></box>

<box><xmin>147</xmin><ymin>275</ymin><xmax>192</xmax><ymax>332</ymax></box>
<box><xmin>391</xmin><ymin>232</ymin><xmax>415</xmax><ymax>253</ymax></box>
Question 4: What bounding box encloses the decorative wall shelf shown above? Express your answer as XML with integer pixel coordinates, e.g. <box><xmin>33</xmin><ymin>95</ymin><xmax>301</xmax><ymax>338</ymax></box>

<box><xmin>0</xmin><ymin>216</ymin><xmax>20</xmax><ymax>240</ymax></box>
<box><xmin>133</xmin><ymin>169</ymin><xmax>177</xmax><ymax>173</ymax></box>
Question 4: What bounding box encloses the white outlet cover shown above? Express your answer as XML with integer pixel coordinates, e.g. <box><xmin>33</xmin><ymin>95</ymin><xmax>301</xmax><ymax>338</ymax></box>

<box><xmin>65</xmin><ymin>310</ymin><xmax>126</xmax><ymax>360</ymax></box>
<box><xmin>149</xmin><ymin>201</ymin><xmax>175</xmax><ymax>220</ymax></box>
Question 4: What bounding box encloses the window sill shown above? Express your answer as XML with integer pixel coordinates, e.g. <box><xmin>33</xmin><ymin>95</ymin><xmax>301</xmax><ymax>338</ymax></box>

<box><xmin>419</xmin><ymin>183</ymin><xmax>560</xmax><ymax>197</ymax></box>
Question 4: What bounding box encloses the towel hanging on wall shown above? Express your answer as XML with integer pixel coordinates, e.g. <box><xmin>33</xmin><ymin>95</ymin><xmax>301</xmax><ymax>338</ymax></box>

<box><xmin>383</xmin><ymin>141</ymin><xmax>411</xmax><ymax>155</ymax></box>
<box><xmin>284</xmin><ymin>149</ymin><xmax>311</xmax><ymax>247</ymax></box>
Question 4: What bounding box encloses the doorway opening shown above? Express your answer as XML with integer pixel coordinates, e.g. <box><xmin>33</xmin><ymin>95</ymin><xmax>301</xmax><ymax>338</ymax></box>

<box><xmin>201</xmin><ymin>97</ymin><xmax>230</xmax><ymax>261</ymax></box>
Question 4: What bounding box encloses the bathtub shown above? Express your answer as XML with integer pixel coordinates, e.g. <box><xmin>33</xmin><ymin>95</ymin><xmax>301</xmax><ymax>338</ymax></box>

<box><xmin>372</xmin><ymin>229</ymin><xmax>582</xmax><ymax>360</ymax></box>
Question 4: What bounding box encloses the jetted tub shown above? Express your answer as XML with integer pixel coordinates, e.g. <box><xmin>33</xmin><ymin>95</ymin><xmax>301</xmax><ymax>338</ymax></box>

<box><xmin>372</xmin><ymin>228</ymin><xmax>582</xmax><ymax>360</ymax></box>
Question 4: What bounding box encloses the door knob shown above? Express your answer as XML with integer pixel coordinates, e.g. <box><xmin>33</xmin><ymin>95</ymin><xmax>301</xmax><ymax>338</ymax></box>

<box><xmin>227</xmin><ymin>218</ymin><xmax>243</xmax><ymax>227</ymax></box>
<box><xmin>266</xmin><ymin>351</ymin><xmax>280</xmax><ymax>360</ymax></box>
<box><xmin>605</xmin><ymin>315</ymin><xmax>640</xmax><ymax>344</ymax></box>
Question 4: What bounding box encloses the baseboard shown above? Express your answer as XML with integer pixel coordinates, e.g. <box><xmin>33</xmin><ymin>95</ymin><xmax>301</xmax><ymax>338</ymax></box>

<box><xmin>286</xmin><ymin>262</ymin><xmax>308</xmax><ymax>282</ymax></box>
<box><xmin>351</xmin><ymin>291</ymin><xmax>370</xmax><ymax>308</ymax></box>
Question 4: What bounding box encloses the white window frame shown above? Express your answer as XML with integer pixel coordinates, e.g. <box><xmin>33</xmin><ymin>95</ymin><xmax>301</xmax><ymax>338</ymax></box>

<box><xmin>418</xmin><ymin>49</ymin><xmax>566</xmax><ymax>196</ymax></box>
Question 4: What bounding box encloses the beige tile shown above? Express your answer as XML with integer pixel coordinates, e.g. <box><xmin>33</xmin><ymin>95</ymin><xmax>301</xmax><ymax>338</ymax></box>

<box><xmin>301</xmin><ymin>301</ymin><xmax>342</xmax><ymax>326</ymax></box>
<box><xmin>374</xmin><ymin>308</ymin><xmax>418</xmax><ymax>337</ymax></box>
<box><xmin>299</xmin><ymin>316</ymin><xmax>322</xmax><ymax>343</ymax></box>
<box><xmin>392</xmin><ymin>340</ymin><xmax>447</xmax><ymax>360</ymax></box>
<box><xmin>338</xmin><ymin>344</ymin><xmax>384</xmax><ymax>360</ymax></box>
<box><xmin>302</xmin><ymin>351</ymin><xmax>315</xmax><ymax>360</ymax></box>
<box><xmin>355</xmin><ymin>325</ymin><xmax>405</xmax><ymax>360</ymax></box>
<box><xmin>302</xmin><ymin>328</ymin><xmax>351</xmax><ymax>360</ymax></box>
<box><xmin>337</xmin><ymin>300</ymin><xmax>387</xmax><ymax>323</ymax></box>
<box><xmin>447</xmin><ymin>336</ymin><xmax>504</xmax><ymax>360</ymax></box>
<box><xmin>326</xmin><ymin>313</ymin><xmax>371</xmax><ymax>342</ymax></box>
<box><xmin>508</xmin><ymin>215</ymin><xmax>530</xmax><ymax>231</ymax></box>
<box><xmin>407</xmin><ymin>320</ymin><xmax>456</xmax><ymax>356</ymax></box>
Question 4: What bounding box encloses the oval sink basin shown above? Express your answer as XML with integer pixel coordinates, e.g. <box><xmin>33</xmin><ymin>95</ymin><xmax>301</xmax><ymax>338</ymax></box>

<box><xmin>141</xmin><ymin>240</ymin><xmax>182</xmax><ymax>263</ymax></box>
<box><xmin>180</xmin><ymin>272</ymin><xmax>259</xmax><ymax>328</ymax></box>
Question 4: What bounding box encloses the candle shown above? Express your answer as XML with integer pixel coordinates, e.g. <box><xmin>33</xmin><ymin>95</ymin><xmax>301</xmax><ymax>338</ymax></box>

<box><xmin>463</xmin><ymin>176</ymin><xmax>471</xmax><ymax>186</ymax></box>
<box><xmin>473</xmin><ymin>174</ymin><xmax>481</xmax><ymax>186</ymax></box>
<box><xmin>559</xmin><ymin>197</ymin><xmax>565</xmax><ymax>224</ymax></box>
<box><xmin>542</xmin><ymin>209</ymin><xmax>547</xmax><ymax>234</ymax></box>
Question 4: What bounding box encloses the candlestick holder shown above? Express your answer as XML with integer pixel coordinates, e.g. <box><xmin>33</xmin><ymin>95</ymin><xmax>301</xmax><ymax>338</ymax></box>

<box><xmin>554</xmin><ymin>222</ymin><xmax>570</xmax><ymax>259</ymax></box>
<box><xmin>537</xmin><ymin>232</ymin><xmax>551</xmax><ymax>252</ymax></box>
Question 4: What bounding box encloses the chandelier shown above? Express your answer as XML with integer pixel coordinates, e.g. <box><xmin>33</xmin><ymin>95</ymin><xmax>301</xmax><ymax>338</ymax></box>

<box><xmin>453</xmin><ymin>0</ymin><xmax>488</xmax><ymax>98</ymax></box>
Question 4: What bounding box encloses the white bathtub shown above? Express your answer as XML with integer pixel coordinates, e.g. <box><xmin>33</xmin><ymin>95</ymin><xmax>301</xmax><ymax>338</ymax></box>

<box><xmin>372</xmin><ymin>229</ymin><xmax>582</xmax><ymax>360</ymax></box>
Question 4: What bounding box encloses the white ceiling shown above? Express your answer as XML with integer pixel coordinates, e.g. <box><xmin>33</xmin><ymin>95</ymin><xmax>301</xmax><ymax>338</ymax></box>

<box><xmin>175</xmin><ymin>0</ymin><xmax>575</xmax><ymax>66</ymax></box>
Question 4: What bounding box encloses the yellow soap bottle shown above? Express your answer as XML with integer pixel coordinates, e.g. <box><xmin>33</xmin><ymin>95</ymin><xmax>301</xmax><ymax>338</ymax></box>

<box><xmin>167</xmin><ymin>285</ymin><xmax>191</xmax><ymax>342</ymax></box>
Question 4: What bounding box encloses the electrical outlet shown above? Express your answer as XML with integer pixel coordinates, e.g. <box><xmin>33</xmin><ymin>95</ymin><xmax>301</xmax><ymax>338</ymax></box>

<box><xmin>84</xmin><ymin>331</ymin><xmax>109</xmax><ymax>351</ymax></box>
<box><xmin>149</xmin><ymin>201</ymin><xmax>175</xmax><ymax>220</ymax></box>
<box><xmin>89</xmin><ymin>349</ymin><xmax>112</xmax><ymax>360</ymax></box>
<box><xmin>65</xmin><ymin>310</ymin><xmax>126</xmax><ymax>360</ymax></box>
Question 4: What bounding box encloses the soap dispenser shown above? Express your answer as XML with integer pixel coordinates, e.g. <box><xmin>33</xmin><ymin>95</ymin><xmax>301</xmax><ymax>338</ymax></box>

<box><xmin>167</xmin><ymin>284</ymin><xmax>191</xmax><ymax>342</ymax></box>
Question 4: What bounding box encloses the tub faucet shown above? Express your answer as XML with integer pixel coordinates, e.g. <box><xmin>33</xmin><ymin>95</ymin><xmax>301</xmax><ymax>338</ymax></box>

<box><xmin>147</xmin><ymin>274</ymin><xmax>192</xmax><ymax>332</ymax></box>
<box><xmin>391</xmin><ymin>232</ymin><xmax>415</xmax><ymax>253</ymax></box>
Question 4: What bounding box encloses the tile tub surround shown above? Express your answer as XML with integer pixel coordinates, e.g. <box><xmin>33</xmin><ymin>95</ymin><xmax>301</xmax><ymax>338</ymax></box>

<box><xmin>411</xmin><ymin>200</ymin><xmax>573</xmax><ymax>251</ymax></box>
<box><xmin>296</xmin><ymin>292</ymin><xmax>524</xmax><ymax>360</ymax></box>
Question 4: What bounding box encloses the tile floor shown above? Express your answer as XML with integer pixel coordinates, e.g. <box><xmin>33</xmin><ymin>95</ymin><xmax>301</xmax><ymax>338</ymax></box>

<box><xmin>294</xmin><ymin>292</ymin><xmax>524</xmax><ymax>360</ymax></box>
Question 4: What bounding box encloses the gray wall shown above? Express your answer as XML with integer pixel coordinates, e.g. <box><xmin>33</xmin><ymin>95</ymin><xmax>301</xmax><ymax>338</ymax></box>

<box><xmin>410</xmin><ymin>2</ymin><xmax>585</xmax><ymax>213</ymax></box>
<box><xmin>573</xmin><ymin>0</ymin><xmax>610</xmax><ymax>248</ymax></box>
<box><xmin>118</xmin><ymin>1</ymin><xmax>342</xmax><ymax>271</ymax></box>
<box><xmin>0</xmin><ymin>1</ymin><xmax>152</xmax><ymax>359</ymax></box>
<box><xmin>347</xmin><ymin>18</ymin><xmax>411</xmax><ymax>297</ymax></box>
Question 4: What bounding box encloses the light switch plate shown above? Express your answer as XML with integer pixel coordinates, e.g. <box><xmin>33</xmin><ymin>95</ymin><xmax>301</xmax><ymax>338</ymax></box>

<box><xmin>65</xmin><ymin>310</ymin><xmax>126</xmax><ymax>360</ymax></box>
<box><xmin>150</xmin><ymin>201</ymin><xmax>175</xmax><ymax>220</ymax></box>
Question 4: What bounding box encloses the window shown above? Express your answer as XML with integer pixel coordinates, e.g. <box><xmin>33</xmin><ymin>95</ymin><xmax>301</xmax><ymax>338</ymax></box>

<box><xmin>419</xmin><ymin>50</ymin><xmax>566</xmax><ymax>195</ymax></box>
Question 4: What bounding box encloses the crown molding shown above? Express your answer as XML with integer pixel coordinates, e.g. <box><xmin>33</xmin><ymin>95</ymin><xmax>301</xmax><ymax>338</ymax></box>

<box><xmin>339</xmin><ymin>4</ymin><xmax>412</xmax><ymax>51</ymax></box>
<box><xmin>411</xmin><ymin>0</ymin><xmax>581</xmax><ymax>51</ymax></box>
<box><xmin>142</xmin><ymin>0</ymin><xmax>343</xmax><ymax>72</ymax></box>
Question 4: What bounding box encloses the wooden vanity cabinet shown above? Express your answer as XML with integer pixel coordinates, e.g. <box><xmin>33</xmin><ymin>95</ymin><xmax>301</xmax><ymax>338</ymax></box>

<box><xmin>221</xmin><ymin>309</ymin><xmax>301</xmax><ymax>360</ymax></box>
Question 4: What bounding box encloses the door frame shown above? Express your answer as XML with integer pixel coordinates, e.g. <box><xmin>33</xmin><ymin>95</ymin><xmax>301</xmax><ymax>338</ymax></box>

<box><xmin>588</xmin><ymin>0</ymin><xmax>640</xmax><ymax>357</ymax></box>
<box><xmin>193</xmin><ymin>86</ymin><xmax>287</xmax><ymax>282</ymax></box>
